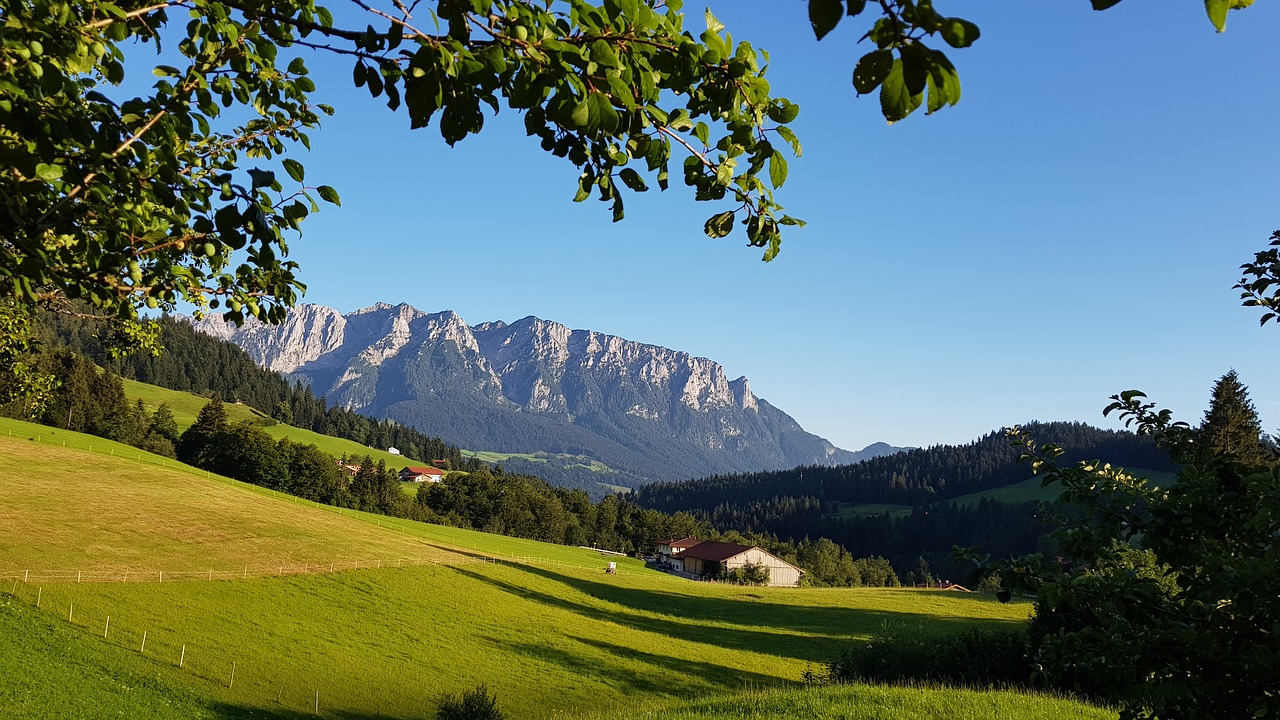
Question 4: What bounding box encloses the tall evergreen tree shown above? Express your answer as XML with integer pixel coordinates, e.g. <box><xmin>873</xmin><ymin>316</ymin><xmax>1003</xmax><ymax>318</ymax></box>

<box><xmin>1200</xmin><ymin>370</ymin><xmax>1267</xmax><ymax>467</ymax></box>
<box><xmin>177</xmin><ymin>397</ymin><xmax>228</xmax><ymax>468</ymax></box>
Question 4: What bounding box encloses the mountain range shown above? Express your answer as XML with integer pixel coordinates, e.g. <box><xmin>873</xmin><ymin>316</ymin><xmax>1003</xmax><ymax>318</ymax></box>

<box><xmin>190</xmin><ymin>302</ymin><xmax>901</xmax><ymax>485</ymax></box>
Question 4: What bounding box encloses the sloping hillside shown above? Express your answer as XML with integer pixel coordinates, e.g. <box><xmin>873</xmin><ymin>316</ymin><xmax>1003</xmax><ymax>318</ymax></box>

<box><xmin>0</xmin><ymin>418</ymin><xmax>1046</xmax><ymax>719</ymax></box>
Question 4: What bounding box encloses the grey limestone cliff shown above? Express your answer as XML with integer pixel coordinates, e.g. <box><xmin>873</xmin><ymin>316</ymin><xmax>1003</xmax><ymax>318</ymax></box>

<box><xmin>189</xmin><ymin>302</ymin><xmax>880</xmax><ymax>484</ymax></box>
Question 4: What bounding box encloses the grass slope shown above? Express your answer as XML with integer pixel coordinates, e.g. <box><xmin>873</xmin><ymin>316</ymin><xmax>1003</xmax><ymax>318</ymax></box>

<box><xmin>593</xmin><ymin>684</ymin><xmax>1113</xmax><ymax>720</ymax></box>
<box><xmin>0</xmin><ymin>418</ymin><xmax>1108</xmax><ymax>719</ymax></box>
<box><xmin>0</xmin><ymin>595</ymin><xmax>305</xmax><ymax>720</ymax></box>
<box><xmin>122</xmin><ymin>378</ymin><xmax>423</xmax><ymax>469</ymax></box>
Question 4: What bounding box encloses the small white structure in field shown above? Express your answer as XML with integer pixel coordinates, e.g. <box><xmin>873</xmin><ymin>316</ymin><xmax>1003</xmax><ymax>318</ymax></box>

<box><xmin>387</xmin><ymin>447</ymin><xmax>401</xmax><ymax>455</ymax></box>
<box><xmin>606</xmin><ymin>562</ymin><xmax>617</xmax><ymax>575</ymax></box>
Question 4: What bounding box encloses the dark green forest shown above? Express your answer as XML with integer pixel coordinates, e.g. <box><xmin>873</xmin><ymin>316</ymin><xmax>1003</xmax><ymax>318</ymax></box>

<box><xmin>637</xmin><ymin>421</ymin><xmax>1173</xmax><ymax>511</ymax></box>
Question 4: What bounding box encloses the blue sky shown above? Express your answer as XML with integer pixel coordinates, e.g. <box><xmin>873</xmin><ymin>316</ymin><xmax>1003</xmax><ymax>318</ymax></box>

<box><xmin>238</xmin><ymin>1</ymin><xmax>1278</xmax><ymax>450</ymax></box>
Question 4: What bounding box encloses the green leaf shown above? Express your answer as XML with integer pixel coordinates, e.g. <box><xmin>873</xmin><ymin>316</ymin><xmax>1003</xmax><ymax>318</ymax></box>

<box><xmin>1204</xmin><ymin>0</ymin><xmax>1229</xmax><ymax>31</ymax></box>
<box><xmin>852</xmin><ymin>49</ymin><xmax>893</xmax><ymax>95</ymax></box>
<box><xmin>767</xmin><ymin>100</ymin><xmax>800</xmax><ymax>124</ymax></box>
<box><xmin>590</xmin><ymin>39</ymin><xmax>620</xmax><ymax>68</ymax></box>
<box><xmin>317</xmin><ymin>185</ymin><xmax>341</xmax><ymax>206</ymax></box>
<box><xmin>704</xmin><ymin>210</ymin><xmax>735</xmax><ymax>238</ymax></box>
<box><xmin>808</xmin><ymin>0</ymin><xmax>844</xmax><ymax>41</ymax></box>
<box><xmin>619</xmin><ymin>168</ymin><xmax>647</xmax><ymax>192</ymax></box>
<box><xmin>571</xmin><ymin>98</ymin><xmax>591</xmax><ymax>130</ymax></box>
<box><xmin>282</xmin><ymin>158</ymin><xmax>305</xmax><ymax>183</ymax></box>
<box><xmin>775</xmin><ymin>126</ymin><xmax>803</xmax><ymax>157</ymax></box>
<box><xmin>248</xmin><ymin>168</ymin><xmax>274</xmax><ymax>189</ymax></box>
<box><xmin>768</xmin><ymin>150</ymin><xmax>788</xmax><ymax>189</ymax></box>
<box><xmin>879</xmin><ymin>60</ymin><xmax>923</xmax><ymax>123</ymax></box>
<box><xmin>34</xmin><ymin>163</ymin><xmax>63</xmax><ymax>182</ymax></box>
<box><xmin>704</xmin><ymin>8</ymin><xmax>725</xmax><ymax>35</ymax></box>
<box><xmin>939</xmin><ymin>19</ymin><xmax>981</xmax><ymax>49</ymax></box>
<box><xmin>900</xmin><ymin>44</ymin><xmax>929</xmax><ymax>97</ymax></box>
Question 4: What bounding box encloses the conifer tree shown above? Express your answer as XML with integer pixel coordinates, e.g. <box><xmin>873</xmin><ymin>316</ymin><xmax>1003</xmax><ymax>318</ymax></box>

<box><xmin>148</xmin><ymin>404</ymin><xmax>180</xmax><ymax>444</ymax></box>
<box><xmin>177</xmin><ymin>397</ymin><xmax>228</xmax><ymax>468</ymax></box>
<box><xmin>1200</xmin><ymin>370</ymin><xmax>1267</xmax><ymax>467</ymax></box>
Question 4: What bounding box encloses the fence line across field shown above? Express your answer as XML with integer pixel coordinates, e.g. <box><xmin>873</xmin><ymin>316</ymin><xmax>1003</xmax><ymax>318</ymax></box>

<box><xmin>0</xmin><ymin>550</ymin><xmax>630</xmax><ymax>585</ymax></box>
<box><xmin>1</xmin><ymin>583</ymin><xmax>366</xmax><ymax>717</ymax></box>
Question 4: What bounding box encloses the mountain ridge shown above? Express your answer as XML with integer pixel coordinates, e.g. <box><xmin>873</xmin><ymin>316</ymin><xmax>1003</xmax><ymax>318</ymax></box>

<box><xmin>189</xmin><ymin>302</ymin><xmax>902</xmax><ymax>485</ymax></box>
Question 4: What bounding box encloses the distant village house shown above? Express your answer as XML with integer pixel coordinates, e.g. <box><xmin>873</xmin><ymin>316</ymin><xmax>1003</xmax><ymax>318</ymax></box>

<box><xmin>398</xmin><ymin>466</ymin><xmax>445</xmax><ymax>483</ymax></box>
<box><xmin>655</xmin><ymin>538</ymin><xmax>802</xmax><ymax>587</ymax></box>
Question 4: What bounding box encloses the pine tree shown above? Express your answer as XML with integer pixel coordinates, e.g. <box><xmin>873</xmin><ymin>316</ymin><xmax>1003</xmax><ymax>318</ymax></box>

<box><xmin>177</xmin><ymin>397</ymin><xmax>228</xmax><ymax>468</ymax></box>
<box><xmin>1200</xmin><ymin>370</ymin><xmax>1267</xmax><ymax>467</ymax></box>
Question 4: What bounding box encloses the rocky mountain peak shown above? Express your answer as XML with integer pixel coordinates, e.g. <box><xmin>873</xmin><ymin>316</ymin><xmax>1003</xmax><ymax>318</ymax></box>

<box><xmin>189</xmin><ymin>301</ymin><xmax>862</xmax><ymax>484</ymax></box>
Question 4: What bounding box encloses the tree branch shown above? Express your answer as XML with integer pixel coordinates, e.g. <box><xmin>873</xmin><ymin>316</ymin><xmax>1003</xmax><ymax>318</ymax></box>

<box><xmin>83</xmin><ymin>1</ymin><xmax>191</xmax><ymax>30</ymax></box>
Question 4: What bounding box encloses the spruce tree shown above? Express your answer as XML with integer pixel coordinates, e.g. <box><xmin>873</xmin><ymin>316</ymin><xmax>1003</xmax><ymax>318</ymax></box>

<box><xmin>177</xmin><ymin>397</ymin><xmax>228</xmax><ymax>468</ymax></box>
<box><xmin>1199</xmin><ymin>370</ymin><xmax>1267</xmax><ymax>467</ymax></box>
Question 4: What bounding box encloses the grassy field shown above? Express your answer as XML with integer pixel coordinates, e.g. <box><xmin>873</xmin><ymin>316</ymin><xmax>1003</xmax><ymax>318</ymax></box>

<box><xmin>122</xmin><ymin>378</ymin><xmax>424</xmax><ymax>470</ymax></box>
<box><xmin>826</xmin><ymin>502</ymin><xmax>914</xmax><ymax>519</ymax></box>
<box><xmin>591</xmin><ymin>684</ymin><xmax>1113</xmax><ymax>720</ymax></box>
<box><xmin>0</xmin><ymin>417</ymin><xmax>1111</xmax><ymax>719</ymax></box>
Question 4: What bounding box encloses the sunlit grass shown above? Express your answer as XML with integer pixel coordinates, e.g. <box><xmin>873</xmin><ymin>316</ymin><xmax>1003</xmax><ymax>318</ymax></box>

<box><xmin>0</xmin><ymin>418</ymin><xmax>1105</xmax><ymax>719</ymax></box>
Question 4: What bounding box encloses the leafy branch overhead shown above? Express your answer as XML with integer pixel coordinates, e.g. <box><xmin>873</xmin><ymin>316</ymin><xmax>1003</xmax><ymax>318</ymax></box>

<box><xmin>1</xmin><ymin>0</ymin><xmax>807</xmax><ymax>328</ymax></box>
<box><xmin>806</xmin><ymin>0</ymin><xmax>1255</xmax><ymax>124</ymax></box>
<box><xmin>0</xmin><ymin>0</ymin><xmax>1263</xmax><ymax>328</ymax></box>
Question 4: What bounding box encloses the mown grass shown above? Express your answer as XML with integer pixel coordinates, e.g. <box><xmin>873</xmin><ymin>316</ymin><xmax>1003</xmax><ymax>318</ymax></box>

<box><xmin>0</xmin><ymin>418</ymin><xmax>1108</xmax><ymax>719</ymax></box>
<box><xmin>18</xmin><ymin>564</ymin><xmax>1033</xmax><ymax>719</ymax></box>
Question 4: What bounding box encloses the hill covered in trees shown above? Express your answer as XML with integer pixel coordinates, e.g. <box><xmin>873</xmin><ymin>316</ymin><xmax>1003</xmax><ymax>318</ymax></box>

<box><xmin>633</xmin><ymin>422</ymin><xmax>1175</xmax><ymax>582</ymax></box>
<box><xmin>637</xmin><ymin>421</ymin><xmax>1173</xmax><ymax>512</ymax></box>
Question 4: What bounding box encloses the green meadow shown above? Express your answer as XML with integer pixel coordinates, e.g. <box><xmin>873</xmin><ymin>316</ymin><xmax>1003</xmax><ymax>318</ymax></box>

<box><xmin>122</xmin><ymin>378</ymin><xmax>425</xmax><ymax>469</ymax></box>
<box><xmin>0</xmin><ymin>418</ymin><xmax>1112</xmax><ymax>719</ymax></box>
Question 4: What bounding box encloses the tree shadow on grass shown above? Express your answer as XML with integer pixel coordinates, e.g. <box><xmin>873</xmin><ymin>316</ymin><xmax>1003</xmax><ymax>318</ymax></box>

<box><xmin>490</xmin><ymin>633</ymin><xmax>791</xmax><ymax>699</ymax></box>
<box><xmin>521</xmin><ymin>562</ymin><xmax>1014</xmax><ymax>631</ymax></box>
<box><xmin>448</xmin><ymin>562</ymin><xmax>1020</xmax><ymax>665</ymax></box>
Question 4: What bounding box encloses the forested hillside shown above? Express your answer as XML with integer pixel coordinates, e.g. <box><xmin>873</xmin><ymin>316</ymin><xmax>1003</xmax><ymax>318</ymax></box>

<box><xmin>638</xmin><ymin>421</ymin><xmax>1173</xmax><ymax>512</ymax></box>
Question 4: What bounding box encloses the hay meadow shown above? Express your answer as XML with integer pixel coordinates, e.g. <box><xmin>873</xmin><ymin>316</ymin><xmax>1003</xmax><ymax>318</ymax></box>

<box><xmin>0</xmin><ymin>417</ymin><xmax>1112</xmax><ymax>719</ymax></box>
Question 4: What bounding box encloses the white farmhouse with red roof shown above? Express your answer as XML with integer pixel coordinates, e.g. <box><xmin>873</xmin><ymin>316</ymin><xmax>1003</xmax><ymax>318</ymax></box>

<box><xmin>655</xmin><ymin>537</ymin><xmax>802</xmax><ymax>587</ymax></box>
<box><xmin>398</xmin><ymin>465</ymin><xmax>445</xmax><ymax>483</ymax></box>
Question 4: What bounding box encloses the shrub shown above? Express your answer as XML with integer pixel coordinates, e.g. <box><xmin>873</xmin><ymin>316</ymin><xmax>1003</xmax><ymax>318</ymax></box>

<box><xmin>436</xmin><ymin>684</ymin><xmax>504</xmax><ymax>720</ymax></box>
<box><xmin>819</xmin><ymin>621</ymin><xmax>1030</xmax><ymax>688</ymax></box>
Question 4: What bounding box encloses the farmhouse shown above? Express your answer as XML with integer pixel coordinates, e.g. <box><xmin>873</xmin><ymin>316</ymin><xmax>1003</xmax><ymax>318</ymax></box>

<box><xmin>398</xmin><ymin>465</ymin><xmax>445</xmax><ymax>483</ymax></box>
<box><xmin>655</xmin><ymin>537</ymin><xmax>803</xmax><ymax>587</ymax></box>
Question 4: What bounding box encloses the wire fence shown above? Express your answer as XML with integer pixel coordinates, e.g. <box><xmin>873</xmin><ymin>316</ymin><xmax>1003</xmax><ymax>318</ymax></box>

<box><xmin>1</xmin><ymin>578</ymin><xmax>440</xmax><ymax>717</ymax></box>
<box><xmin>0</xmin><ymin>545</ymin><xmax>638</xmax><ymax>586</ymax></box>
<box><xmin>0</xmin><ymin>547</ymin><xmax>640</xmax><ymax>717</ymax></box>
